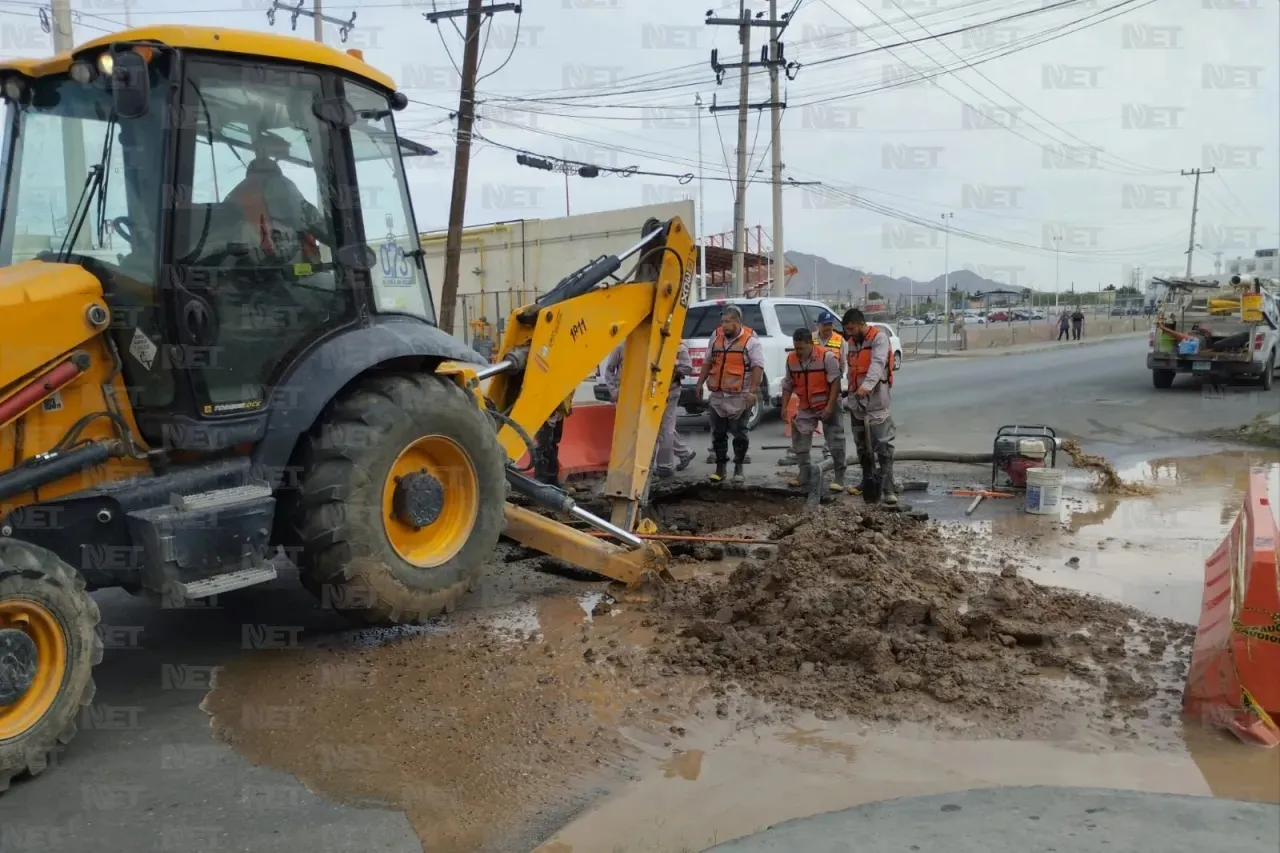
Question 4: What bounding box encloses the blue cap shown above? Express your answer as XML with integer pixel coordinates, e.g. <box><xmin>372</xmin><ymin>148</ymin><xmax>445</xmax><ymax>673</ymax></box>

<box><xmin>818</xmin><ymin>310</ymin><xmax>837</xmax><ymax>324</ymax></box>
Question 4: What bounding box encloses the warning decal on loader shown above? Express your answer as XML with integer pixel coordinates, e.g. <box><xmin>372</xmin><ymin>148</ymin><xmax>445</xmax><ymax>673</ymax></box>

<box><xmin>129</xmin><ymin>328</ymin><xmax>158</xmax><ymax>370</ymax></box>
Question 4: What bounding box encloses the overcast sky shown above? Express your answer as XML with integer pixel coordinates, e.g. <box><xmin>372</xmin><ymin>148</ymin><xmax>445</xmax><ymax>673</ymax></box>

<box><xmin>1</xmin><ymin>0</ymin><xmax>1276</xmax><ymax>292</ymax></box>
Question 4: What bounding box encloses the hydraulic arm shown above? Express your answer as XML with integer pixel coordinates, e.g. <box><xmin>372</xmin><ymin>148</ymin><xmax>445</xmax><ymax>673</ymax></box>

<box><xmin>439</xmin><ymin>216</ymin><xmax>698</xmax><ymax>584</ymax></box>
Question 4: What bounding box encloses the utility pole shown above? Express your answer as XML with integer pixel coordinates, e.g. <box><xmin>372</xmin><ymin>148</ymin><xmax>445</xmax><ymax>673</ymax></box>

<box><xmin>427</xmin><ymin>0</ymin><xmax>522</xmax><ymax>335</ymax></box>
<box><xmin>941</xmin><ymin>212</ymin><xmax>953</xmax><ymax>354</ymax></box>
<box><xmin>766</xmin><ymin>0</ymin><xmax>792</xmax><ymax>296</ymax></box>
<box><xmin>696</xmin><ymin>93</ymin><xmax>708</xmax><ymax>301</ymax></box>
<box><xmin>50</xmin><ymin>0</ymin><xmax>86</xmax><ymax>250</ymax></box>
<box><xmin>707</xmin><ymin>5</ymin><xmax>781</xmax><ymax>297</ymax></box>
<box><xmin>1181</xmin><ymin>167</ymin><xmax>1215</xmax><ymax>278</ymax></box>
<box><xmin>267</xmin><ymin>0</ymin><xmax>358</xmax><ymax>43</ymax></box>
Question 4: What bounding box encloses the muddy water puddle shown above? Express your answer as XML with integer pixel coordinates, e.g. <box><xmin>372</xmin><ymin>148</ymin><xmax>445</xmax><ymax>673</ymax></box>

<box><xmin>535</xmin><ymin>709</ymin><xmax>1279</xmax><ymax>853</ymax></box>
<box><xmin>949</xmin><ymin>448</ymin><xmax>1280</xmax><ymax>623</ymax></box>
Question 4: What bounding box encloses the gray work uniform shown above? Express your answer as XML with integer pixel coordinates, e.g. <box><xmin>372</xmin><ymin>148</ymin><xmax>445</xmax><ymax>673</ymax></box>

<box><xmin>605</xmin><ymin>342</ymin><xmax>692</xmax><ymax>472</ymax></box>
<box><xmin>781</xmin><ymin>347</ymin><xmax>846</xmax><ymax>481</ymax></box>
<box><xmin>705</xmin><ymin>328</ymin><xmax>765</xmax><ymax>464</ymax></box>
<box><xmin>844</xmin><ymin>328</ymin><xmax>896</xmax><ymax>495</ymax></box>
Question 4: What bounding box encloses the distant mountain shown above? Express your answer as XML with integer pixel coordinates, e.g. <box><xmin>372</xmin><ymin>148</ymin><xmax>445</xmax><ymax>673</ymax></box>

<box><xmin>784</xmin><ymin>250</ymin><xmax>1021</xmax><ymax>307</ymax></box>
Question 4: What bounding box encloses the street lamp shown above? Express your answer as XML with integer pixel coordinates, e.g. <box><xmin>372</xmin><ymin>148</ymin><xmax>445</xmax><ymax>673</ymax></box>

<box><xmin>1053</xmin><ymin>235</ymin><xmax>1061</xmax><ymax>312</ymax></box>
<box><xmin>941</xmin><ymin>212</ymin><xmax>954</xmax><ymax>353</ymax></box>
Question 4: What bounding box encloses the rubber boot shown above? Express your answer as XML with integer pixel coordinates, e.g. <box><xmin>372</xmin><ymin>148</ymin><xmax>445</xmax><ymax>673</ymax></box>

<box><xmin>732</xmin><ymin>461</ymin><xmax>745</xmax><ymax>482</ymax></box>
<box><xmin>824</xmin><ymin>448</ymin><xmax>844</xmax><ymax>489</ymax></box>
<box><xmin>848</xmin><ymin>457</ymin><xmax>874</xmax><ymax>496</ymax></box>
<box><xmin>710</xmin><ymin>459</ymin><xmax>727</xmax><ymax>482</ymax></box>
<box><xmin>788</xmin><ymin>463</ymin><xmax>813</xmax><ymax>489</ymax></box>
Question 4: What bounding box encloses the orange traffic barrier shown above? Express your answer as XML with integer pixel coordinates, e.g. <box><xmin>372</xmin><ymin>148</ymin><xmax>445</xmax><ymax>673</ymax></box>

<box><xmin>1183</xmin><ymin>467</ymin><xmax>1280</xmax><ymax>747</ymax></box>
<box><xmin>782</xmin><ymin>395</ymin><xmax>823</xmax><ymax>439</ymax></box>
<box><xmin>516</xmin><ymin>403</ymin><xmax>618</xmax><ymax>481</ymax></box>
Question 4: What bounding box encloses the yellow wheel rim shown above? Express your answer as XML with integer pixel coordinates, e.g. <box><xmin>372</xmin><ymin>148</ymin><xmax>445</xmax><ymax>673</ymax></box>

<box><xmin>0</xmin><ymin>599</ymin><xmax>67</xmax><ymax>741</ymax></box>
<box><xmin>382</xmin><ymin>435</ymin><xmax>481</xmax><ymax>568</ymax></box>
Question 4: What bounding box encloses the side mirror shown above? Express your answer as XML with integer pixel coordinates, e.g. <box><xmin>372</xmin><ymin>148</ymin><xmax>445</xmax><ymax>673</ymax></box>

<box><xmin>111</xmin><ymin>49</ymin><xmax>150</xmax><ymax>119</ymax></box>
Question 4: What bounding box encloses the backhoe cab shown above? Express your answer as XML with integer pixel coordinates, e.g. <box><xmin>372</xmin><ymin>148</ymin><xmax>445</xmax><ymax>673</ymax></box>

<box><xmin>0</xmin><ymin>26</ymin><xmax>692</xmax><ymax>792</ymax></box>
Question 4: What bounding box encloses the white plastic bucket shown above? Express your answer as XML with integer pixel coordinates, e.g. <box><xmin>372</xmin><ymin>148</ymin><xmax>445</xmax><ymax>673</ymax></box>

<box><xmin>1024</xmin><ymin>467</ymin><xmax>1065</xmax><ymax>515</ymax></box>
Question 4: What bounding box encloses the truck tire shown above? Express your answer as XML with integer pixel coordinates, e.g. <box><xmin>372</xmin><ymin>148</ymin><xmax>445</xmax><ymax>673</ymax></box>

<box><xmin>0</xmin><ymin>541</ymin><xmax>102</xmax><ymax>793</ymax></box>
<box><xmin>1152</xmin><ymin>369</ymin><xmax>1175</xmax><ymax>389</ymax></box>
<box><xmin>293</xmin><ymin>373</ymin><xmax>507</xmax><ymax>625</ymax></box>
<box><xmin>1261</xmin><ymin>352</ymin><xmax>1275</xmax><ymax>391</ymax></box>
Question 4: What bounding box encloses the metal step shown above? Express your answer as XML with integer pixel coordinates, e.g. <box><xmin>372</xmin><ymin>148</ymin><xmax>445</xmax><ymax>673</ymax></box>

<box><xmin>174</xmin><ymin>564</ymin><xmax>278</xmax><ymax>599</ymax></box>
<box><xmin>171</xmin><ymin>481</ymin><xmax>272</xmax><ymax>513</ymax></box>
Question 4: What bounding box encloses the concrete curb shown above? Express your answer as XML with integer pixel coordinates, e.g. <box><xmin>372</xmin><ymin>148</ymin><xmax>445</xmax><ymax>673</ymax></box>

<box><xmin>906</xmin><ymin>331</ymin><xmax>1146</xmax><ymax>361</ymax></box>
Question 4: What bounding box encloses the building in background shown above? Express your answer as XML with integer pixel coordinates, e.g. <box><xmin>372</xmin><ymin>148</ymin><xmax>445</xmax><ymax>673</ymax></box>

<box><xmin>421</xmin><ymin>201</ymin><xmax>694</xmax><ymax>344</ymax></box>
<box><xmin>1226</xmin><ymin>248</ymin><xmax>1279</xmax><ymax>279</ymax></box>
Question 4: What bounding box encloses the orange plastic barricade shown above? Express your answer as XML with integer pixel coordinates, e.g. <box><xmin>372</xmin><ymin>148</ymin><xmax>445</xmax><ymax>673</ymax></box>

<box><xmin>515</xmin><ymin>403</ymin><xmax>617</xmax><ymax>481</ymax></box>
<box><xmin>1183</xmin><ymin>467</ymin><xmax>1280</xmax><ymax>747</ymax></box>
<box><xmin>782</xmin><ymin>395</ymin><xmax>823</xmax><ymax>439</ymax></box>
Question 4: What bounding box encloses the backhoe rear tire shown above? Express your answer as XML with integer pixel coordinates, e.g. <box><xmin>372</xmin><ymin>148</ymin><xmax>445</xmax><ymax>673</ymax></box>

<box><xmin>293</xmin><ymin>373</ymin><xmax>507</xmax><ymax>625</ymax></box>
<box><xmin>0</xmin><ymin>541</ymin><xmax>102</xmax><ymax>793</ymax></box>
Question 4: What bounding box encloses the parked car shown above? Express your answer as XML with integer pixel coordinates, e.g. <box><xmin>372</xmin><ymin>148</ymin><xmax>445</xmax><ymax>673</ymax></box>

<box><xmin>987</xmin><ymin>311</ymin><xmax>1011</xmax><ymax>322</ymax></box>
<box><xmin>869</xmin><ymin>322</ymin><xmax>904</xmax><ymax>371</ymax></box>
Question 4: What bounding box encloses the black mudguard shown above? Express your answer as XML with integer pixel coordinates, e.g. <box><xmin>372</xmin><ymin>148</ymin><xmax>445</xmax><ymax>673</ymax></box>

<box><xmin>252</xmin><ymin>318</ymin><xmax>487</xmax><ymax>486</ymax></box>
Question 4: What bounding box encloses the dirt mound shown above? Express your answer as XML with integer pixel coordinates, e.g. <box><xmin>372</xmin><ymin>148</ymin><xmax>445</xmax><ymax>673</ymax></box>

<box><xmin>645</xmin><ymin>502</ymin><xmax>1191</xmax><ymax>731</ymax></box>
<box><xmin>1061</xmin><ymin>439</ymin><xmax>1154</xmax><ymax>496</ymax></box>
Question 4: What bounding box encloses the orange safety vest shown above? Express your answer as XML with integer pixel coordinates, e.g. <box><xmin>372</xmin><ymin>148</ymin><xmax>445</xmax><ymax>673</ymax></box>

<box><xmin>817</xmin><ymin>329</ymin><xmax>843</xmax><ymax>349</ymax></box>
<box><xmin>786</xmin><ymin>346</ymin><xmax>833</xmax><ymax>413</ymax></box>
<box><xmin>706</xmin><ymin>326</ymin><xmax>755</xmax><ymax>394</ymax></box>
<box><xmin>233</xmin><ymin>185</ymin><xmax>322</xmax><ymax>265</ymax></box>
<box><xmin>846</xmin><ymin>325</ymin><xmax>894</xmax><ymax>391</ymax></box>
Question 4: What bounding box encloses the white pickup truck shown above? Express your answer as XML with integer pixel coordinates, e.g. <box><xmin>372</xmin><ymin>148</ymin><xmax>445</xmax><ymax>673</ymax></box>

<box><xmin>1147</xmin><ymin>277</ymin><xmax>1279</xmax><ymax>391</ymax></box>
<box><xmin>678</xmin><ymin>297</ymin><xmax>902</xmax><ymax>429</ymax></box>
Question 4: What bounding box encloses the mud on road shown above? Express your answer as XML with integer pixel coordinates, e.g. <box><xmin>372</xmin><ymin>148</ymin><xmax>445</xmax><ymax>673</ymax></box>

<box><xmin>204</xmin><ymin>487</ymin><xmax>1196</xmax><ymax>853</ymax></box>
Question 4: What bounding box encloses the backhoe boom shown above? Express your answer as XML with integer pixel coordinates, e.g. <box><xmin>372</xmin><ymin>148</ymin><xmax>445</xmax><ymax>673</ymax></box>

<box><xmin>457</xmin><ymin>216</ymin><xmax>697</xmax><ymax>583</ymax></box>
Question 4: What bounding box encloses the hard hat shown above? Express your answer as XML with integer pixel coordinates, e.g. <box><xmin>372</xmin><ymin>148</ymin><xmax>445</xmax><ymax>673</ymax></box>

<box><xmin>818</xmin><ymin>310</ymin><xmax>837</xmax><ymax>325</ymax></box>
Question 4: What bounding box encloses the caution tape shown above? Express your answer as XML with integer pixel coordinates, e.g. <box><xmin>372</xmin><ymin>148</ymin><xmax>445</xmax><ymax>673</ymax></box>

<box><xmin>1241</xmin><ymin>686</ymin><xmax>1279</xmax><ymax>733</ymax></box>
<box><xmin>1232</xmin><ymin>607</ymin><xmax>1280</xmax><ymax>646</ymax></box>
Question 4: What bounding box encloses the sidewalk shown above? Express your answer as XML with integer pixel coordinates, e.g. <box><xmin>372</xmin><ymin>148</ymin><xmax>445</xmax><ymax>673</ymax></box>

<box><xmin>907</xmin><ymin>330</ymin><xmax>1146</xmax><ymax>361</ymax></box>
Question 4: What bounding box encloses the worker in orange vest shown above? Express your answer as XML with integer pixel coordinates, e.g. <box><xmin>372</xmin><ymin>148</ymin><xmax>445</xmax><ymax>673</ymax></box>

<box><xmin>780</xmin><ymin>328</ymin><xmax>846</xmax><ymax>492</ymax></box>
<box><xmin>815</xmin><ymin>309</ymin><xmax>845</xmax><ymax>351</ymax></box>
<box><xmin>842</xmin><ymin>307</ymin><xmax>897</xmax><ymax>504</ymax></box>
<box><xmin>695</xmin><ymin>304</ymin><xmax>764</xmax><ymax>483</ymax></box>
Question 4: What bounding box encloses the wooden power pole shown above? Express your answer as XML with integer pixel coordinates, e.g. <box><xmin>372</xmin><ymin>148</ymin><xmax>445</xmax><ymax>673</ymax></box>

<box><xmin>706</xmin><ymin>5</ymin><xmax>784</xmax><ymax>297</ymax></box>
<box><xmin>428</xmin><ymin>1</ymin><xmax>521</xmax><ymax>335</ymax></box>
<box><xmin>1180</xmin><ymin>167</ymin><xmax>1215</xmax><ymax>278</ymax></box>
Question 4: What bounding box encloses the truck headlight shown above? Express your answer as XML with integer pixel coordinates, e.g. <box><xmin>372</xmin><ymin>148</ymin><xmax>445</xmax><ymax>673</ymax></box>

<box><xmin>70</xmin><ymin>60</ymin><xmax>95</xmax><ymax>84</ymax></box>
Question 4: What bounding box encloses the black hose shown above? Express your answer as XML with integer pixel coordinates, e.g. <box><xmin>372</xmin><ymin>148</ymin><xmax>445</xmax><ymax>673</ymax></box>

<box><xmin>0</xmin><ymin>442</ymin><xmax>113</xmax><ymax>502</ymax></box>
<box><xmin>486</xmin><ymin>407</ymin><xmax>537</xmax><ymax>473</ymax></box>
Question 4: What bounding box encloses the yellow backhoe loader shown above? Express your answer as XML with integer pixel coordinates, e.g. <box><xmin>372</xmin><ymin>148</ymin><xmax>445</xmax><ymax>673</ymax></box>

<box><xmin>0</xmin><ymin>27</ymin><xmax>694</xmax><ymax>791</ymax></box>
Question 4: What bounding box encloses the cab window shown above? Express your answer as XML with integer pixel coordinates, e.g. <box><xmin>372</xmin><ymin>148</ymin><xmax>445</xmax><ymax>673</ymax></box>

<box><xmin>172</xmin><ymin>61</ymin><xmax>354</xmax><ymax>410</ymax></box>
<box><xmin>682</xmin><ymin>304</ymin><xmax>767</xmax><ymax>337</ymax></box>
<box><xmin>344</xmin><ymin>82</ymin><xmax>434</xmax><ymax>323</ymax></box>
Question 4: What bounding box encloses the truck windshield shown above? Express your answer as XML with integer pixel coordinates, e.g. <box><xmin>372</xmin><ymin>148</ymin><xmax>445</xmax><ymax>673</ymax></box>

<box><xmin>0</xmin><ymin>68</ymin><xmax>168</xmax><ymax>283</ymax></box>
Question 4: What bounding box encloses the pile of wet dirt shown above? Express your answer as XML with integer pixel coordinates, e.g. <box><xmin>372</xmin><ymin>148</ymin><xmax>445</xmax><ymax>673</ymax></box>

<box><xmin>644</xmin><ymin>502</ymin><xmax>1193</xmax><ymax>734</ymax></box>
<box><xmin>1061</xmin><ymin>439</ymin><xmax>1155</xmax><ymax>496</ymax></box>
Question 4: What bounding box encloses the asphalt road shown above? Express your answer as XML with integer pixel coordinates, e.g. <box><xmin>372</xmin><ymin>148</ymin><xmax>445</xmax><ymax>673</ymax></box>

<box><xmin>2</xmin><ymin>337</ymin><xmax>1274</xmax><ymax>853</ymax></box>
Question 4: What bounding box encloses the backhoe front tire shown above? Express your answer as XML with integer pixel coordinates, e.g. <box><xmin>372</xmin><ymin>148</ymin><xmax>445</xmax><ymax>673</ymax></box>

<box><xmin>0</xmin><ymin>541</ymin><xmax>102</xmax><ymax>793</ymax></box>
<box><xmin>293</xmin><ymin>373</ymin><xmax>507</xmax><ymax>625</ymax></box>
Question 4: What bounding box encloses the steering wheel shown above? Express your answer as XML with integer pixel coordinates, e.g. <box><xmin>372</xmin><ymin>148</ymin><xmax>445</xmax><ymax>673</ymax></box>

<box><xmin>111</xmin><ymin>216</ymin><xmax>134</xmax><ymax>245</ymax></box>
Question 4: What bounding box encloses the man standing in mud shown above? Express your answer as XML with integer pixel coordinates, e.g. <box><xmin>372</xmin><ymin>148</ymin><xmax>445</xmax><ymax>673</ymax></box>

<box><xmin>842</xmin><ymin>308</ymin><xmax>897</xmax><ymax>505</ymax></box>
<box><xmin>604</xmin><ymin>341</ymin><xmax>696</xmax><ymax>478</ymax></box>
<box><xmin>695</xmin><ymin>304</ymin><xmax>764</xmax><ymax>484</ymax></box>
<box><xmin>780</xmin><ymin>328</ymin><xmax>847</xmax><ymax>493</ymax></box>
